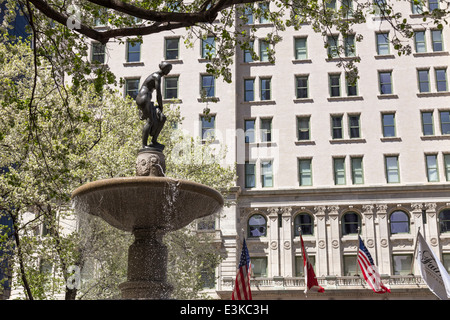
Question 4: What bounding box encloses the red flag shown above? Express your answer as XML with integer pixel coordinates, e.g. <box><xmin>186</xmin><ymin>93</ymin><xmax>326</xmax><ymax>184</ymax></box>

<box><xmin>299</xmin><ymin>231</ymin><xmax>324</xmax><ymax>293</ymax></box>
<box><xmin>232</xmin><ymin>239</ymin><xmax>252</xmax><ymax>300</ymax></box>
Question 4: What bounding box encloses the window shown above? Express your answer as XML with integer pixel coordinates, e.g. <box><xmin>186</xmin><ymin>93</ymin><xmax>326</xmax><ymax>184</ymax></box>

<box><xmin>248</xmin><ymin>214</ymin><xmax>267</xmax><ymax>237</ymax></box>
<box><xmin>333</xmin><ymin>157</ymin><xmax>346</xmax><ymax>185</ymax></box>
<box><xmin>373</xmin><ymin>0</ymin><xmax>386</xmax><ymax>15</ymax></box>
<box><xmin>414</xmin><ymin>31</ymin><xmax>426</xmax><ymax>53</ymax></box>
<box><xmin>421</xmin><ymin>111</ymin><xmax>434</xmax><ymax>136</ymax></box>
<box><xmin>243</xmin><ymin>6</ymin><xmax>254</xmax><ymax>24</ymax></box>
<box><xmin>443</xmin><ymin>254</ymin><xmax>450</xmax><ymax>273</ymax></box>
<box><xmin>440</xmin><ymin>111</ymin><xmax>450</xmax><ymax>135</ymax></box>
<box><xmin>435</xmin><ymin>69</ymin><xmax>448</xmax><ymax>92</ymax></box>
<box><xmin>376</xmin><ymin>33</ymin><xmax>390</xmax><ymax>55</ymax></box>
<box><xmin>343</xmin><ymin>255</ymin><xmax>358</xmax><ymax>276</ymax></box>
<box><xmin>431</xmin><ymin>30</ymin><xmax>443</xmax><ymax>52</ymax></box>
<box><xmin>294</xmin><ymin>213</ymin><xmax>314</xmax><ymax>236</ymax></box>
<box><xmin>351</xmin><ymin>157</ymin><xmax>364</xmax><ymax>184</ymax></box>
<box><xmin>260</xmin><ymin>78</ymin><xmax>271</xmax><ymax>100</ymax></box>
<box><xmin>412</xmin><ymin>1</ymin><xmax>423</xmax><ymax>13</ymax></box>
<box><xmin>165</xmin><ymin>38</ymin><xmax>179</xmax><ymax>60</ymax></box>
<box><xmin>199</xmin><ymin>261</ymin><xmax>215</xmax><ymax>289</ymax></box>
<box><xmin>91</xmin><ymin>42</ymin><xmax>105</xmax><ymax>64</ymax></box>
<box><xmin>260</xmin><ymin>118</ymin><xmax>272</xmax><ymax>142</ymax></box>
<box><xmin>164</xmin><ymin>76</ymin><xmax>178</xmax><ymax>99</ymax></box>
<box><xmin>326</xmin><ymin>0</ymin><xmax>337</xmax><ymax>10</ymax></box>
<box><xmin>346</xmin><ymin>73</ymin><xmax>358</xmax><ymax>96</ymax></box>
<box><xmin>348</xmin><ymin>114</ymin><xmax>361</xmax><ymax>138</ymax></box>
<box><xmin>439</xmin><ymin>209</ymin><xmax>450</xmax><ymax>233</ymax></box>
<box><xmin>428</xmin><ymin>0</ymin><xmax>439</xmax><ymax>11</ymax></box>
<box><xmin>244</xmin><ymin>119</ymin><xmax>255</xmax><ymax>143</ymax></box>
<box><xmin>126</xmin><ymin>40</ymin><xmax>141</xmax><ymax>62</ymax></box>
<box><xmin>258</xmin><ymin>2</ymin><xmax>270</xmax><ymax>23</ymax></box>
<box><xmin>445</xmin><ymin>154</ymin><xmax>450</xmax><ymax>181</ymax></box>
<box><xmin>392</xmin><ymin>254</ymin><xmax>413</xmax><ymax>275</ymax></box>
<box><xmin>296</xmin><ymin>75</ymin><xmax>309</xmax><ymax>99</ymax></box>
<box><xmin>294</xmin><ymin>37</ymin><xmax>308</xmax><ymax>60</ymax></box>
<box><xmin>202</xmin><ymin>36</ymin><xmax>215</xmax><ymax>59</ymax></box>
<box><xmin>259</xmin><ymin>40</ymin><xmax>270</xmax><ymax>62</ymax></box>
<box><xmin>125</xmin><ymin>79</ymin><xmax>139</xmax><ymax>99</ymax></box>
<box><xmin>251</xmin><ymin>257</ymin><xmax>268</xmax><ymax>277</ymax></box>
<box><xmin>243</xmin><ymin>41</ymin><xmax>254</xmax><ymax>62</ymax></box>
<box><xmin>201</xmin><ymin>115</ymin><xmax>215</xmax><ymax>140</ymax></box>
<box><xmin>426</xmin><ymin>154</ymin><xmax>439</xmax><ymax>182</ymax></box>
<box><xmin>261</xmin><ymin>160</ymin><xmax>273</xmax><ymax>187</ymax></box>
<box><xmin>329</xmin><ymin>74</ymin><xmax>341</xmax><ymax>97</ymax></box>
<box><xmin>201</xmin><ymin>75</ymin><xmax>215</xmax><ymax>97</ymax></box>
<box><xmin>385</xmin><ymin>155</ymin><xmax>400</xmax><ymax>183</ymax></box>
<box><xmin>327</xmin><ymin>35</ymin><xmax>339</xmax><ymax>58</ymax></box>
<box><xmin>379</xmin><ymin>71</ymin><xmax>393</xmax><ymax>95</ymax></box>
<box><xmin>298</xmin><ymin>158</ymin><xmax>313</xmax><ymax>186</ymax></box>
<box><xmin>417</xmin><ymin>69</ymin><xmax>430</xmax><ymax>92</ymax></box>
<box><xmin>342</xmin><ymin>0</ymin><xmax>354</xmax><ymax>18</ymax></box>
<box><xmin>390</xmin><ymin>210</ymin><xmax>410</xmax><ymax>234</ymax></box>
<box><xmin>245</xmin><ymin>162</ymin><xmax>256</xmax><ymax>188</ymax></box>
<box><xmin>197</xmin><ymin>215</ymin><xmax>215</xmax><ymax>231</ymax></box>
<box><xmin>244</xmin><ymin>79</ymin><xmax>255</xmax><ymax>101</ymax></box>
<box><xmin>342</xmin><ymin>212</ymin><xmax>361</xmax><ymax>235</ymax></box>
<box><xmin>331</xmin><ymin>115</ymin><xmax>343</xmax><ymax>139</ymax></box>
<box><xmin>295</xmin><ymin>255</ymin><xmax>316</xmax><ymax>276</ymax></box>
<box><xmin>297</xmin><ymin>116</ymin><xmax>311</xmax><ymax>141</ymax></box>
<box><xmin>344</xmin><ymin>35</ymin><xmax>356</xmax><ymax>57</ymax></box>
<box><xmin>382</xmin><ymin>113</ymin><xmax>396</xmax><ymax>137</ymax></box>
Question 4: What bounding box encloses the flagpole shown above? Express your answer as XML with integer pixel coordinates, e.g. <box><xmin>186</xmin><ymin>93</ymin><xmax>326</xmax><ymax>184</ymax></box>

<box><xmin>410</xmin><ymin>227</ymin><xmax>421</xmax><ymax>276</ymax></box>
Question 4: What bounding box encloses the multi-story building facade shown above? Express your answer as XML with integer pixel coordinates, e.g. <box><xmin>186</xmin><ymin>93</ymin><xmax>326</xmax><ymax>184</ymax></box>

<box><xmin>90</xmin><ymin>1</ymin><xmax>449</xmax><ymax>299</ymax></box>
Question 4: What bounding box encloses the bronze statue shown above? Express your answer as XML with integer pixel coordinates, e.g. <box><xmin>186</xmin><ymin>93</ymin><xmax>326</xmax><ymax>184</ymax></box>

<box><xmin>136</xmin><ymin>62</ymin><xmax>172</xmax><ymax>150</ymax></box>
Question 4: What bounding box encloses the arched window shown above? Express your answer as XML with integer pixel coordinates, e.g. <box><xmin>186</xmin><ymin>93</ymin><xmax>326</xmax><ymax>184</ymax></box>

<box><xmin>248</xmin><ymin>214</ymin><xmax>267</xmax><ymax>238</ymax></box>
<box><xmin>342</xmin><ymin>212</ymin><xmax>361</xmax><ymax>235</ymax></box>
<box><xmin>390</xmin><ymin>210</ymin><xmax>410</xmax><ymax>234</ymax></box>
<box><xmin>294</xmin><ymin>213</ymin><xmax>314</xmax><ymax>236</ymax></box>
<box><xmin>439</xmin><ymin>209</ymin><xmax>450</xmax><ymax>233</ymax></box>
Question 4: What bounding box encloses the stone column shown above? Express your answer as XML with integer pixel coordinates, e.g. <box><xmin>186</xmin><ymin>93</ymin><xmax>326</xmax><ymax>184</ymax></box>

<box><xmin>375</xmin><ymin>204</ymin><xmax>391</xmax><ymax>275</ymax></box>
<box><xmin>424</xmin><ymin>202</ymin><xmax>440</xmax><ymax>256</ymax></box>
<box><xmin>119</xmin><ymin>228</ymin><xmax>173</xmax><ymax>299</ymax></box>
<box><xmin>362</xmin><ymin>205</ymin><xmax>377</xmax><ymax>262</ymax></box>
<box><xmin>314</xmin><ymin>206</ymin><xmax>328</xmax><ymax>276</ymax></box>
<box><xmin>267</xmin><ymin>208</ymin><xmax>280</xmax><ymax>277</ymax></box>
<box><xmin>327</xmin><ymin>205</ymin><xmax>341</xmax><ymax>275</ymax></box>
<box><xmin>281</xmin><ymin>207</ymin><xmax>293</xmax><ymax>277</ymax></box>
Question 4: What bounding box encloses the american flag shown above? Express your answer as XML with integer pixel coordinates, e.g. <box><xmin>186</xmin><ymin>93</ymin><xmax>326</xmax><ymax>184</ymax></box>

<box><xmin>232</xmin><ymin>239</ymin><xmax>252</xmax><ymax>300</ymax></box>
<box><xmin>358</xmin><ymin>236</ymin><xmax>390</xmax><ymax>293</ymax></box>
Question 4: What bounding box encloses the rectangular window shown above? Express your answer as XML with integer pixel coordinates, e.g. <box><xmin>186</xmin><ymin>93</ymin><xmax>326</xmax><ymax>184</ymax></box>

<box><xmin>260</xmin><ymin>118</ymin><xmax>272</xmax><ymax>142</ymax></box>
<box><xmin>435</xmin><ymin>68</ymin><xmax>448</xmax><ymax>92</ymax></box>
<box><xmin>373</xmin><ymin>0</ymin><xmax>386</xmax><ymax>15</ymax></box>
<box><xmin>244</xmin><ymin>41</ymin><xmax>254</xmax><ymax>62</ymax></box>
<box><xmin>412</xmin><ymin>1</ymin><xmax>423</xmax><ymax>13</ymax></box>
<box><xmin>348</xmin><ymin>114</ymin><xmax>361</xmax><ymax>138</ymax></box>
<box><xmin>126</xmin><ymin>40</ymin><xmax>141</xmax><ymax>62</ymax></box>
<box><xmin>334</xmin><ymin>157</ymin><xmax>346</xmax><ymax>185</ymax></box>
<box><xmin>327</xmin><ymin>35</ymin><xmax>339</xmax><ymax>58</ymax></box>
<box><xmin>201</xmin><ymin>75</ymin><xmax>215</xmax><ymax>97</ymax></box>
<box><xmin>376</xmin><ymin>33</ymin><xmax>390</xmax><ymax>55</ymax></box>
<box><xmin>251</xmin><ymin>257</ymin><xmax>268</xmax><ymax>277</ymax></box>
<box><xmin>294</xmin><ymin>37</ymin><xmax>308</xmax><ymax>60</ymax></box>
<box><xmin>92</xmin><ymin>42</ymin><xmax>105</xmax><ymax>64</ymax></box>
<box><xmin>385</xmin><ymin>155</ymin><xmax>400</xmax><ymax>183</ymax></box>
<box><xmin>422</xmin><ymin>111</ymin><xmax>434</xmax><ymax>136</ymax></box>
<box><xmin>418</xmin><ymin>69</ymin><xmax>430</xmax><ymax>92</ymax></box>
<box><xmin>346</xmin><ymin>73</ymin><xmax>358</xmax><ymax>96</ymax></box>
<box><xmin>244</xmin><ymin>79</ymin><xmax>255</xmax><ymax>101</ymax></box>
<box><xmin>326</xmin><ymin>0</ymin><xmax>337</xmax><ymax>10</ymax></box>
<box><xmin>392</xmin><ymin>254</ymin><xmax>413</xmax><ymax>275</ymax></box>
<box><xmin>379</xmin><ymin>71</ymin><xmax>393</xmax><ymax>95</ymax></box>
<box><xmin>165</xmin><ymin>38</ymin><xmax>179</xmax><ymax>60</ymax></box>
<box><xmin>245</xmin><ymin>162</ymin><xmax>256</xmax><ymax>188</ymax></box>
<box><xmin>201</xmin><ymin>115</ymin><xmax>215</xmax><ymax>140</ymax></box>
<box><xmin>164</xmin><ymin>76</ymin><xmax>178</xmax><ymax>99</ymax></box>
<box><xmin>260</xmin><ymin>78</ymin><xmax>271</xmax><ymax>100</ymax></box>
<box><xmin>329</xmin><ymin>74</ymin><xmax>341</xmax><ymax>97</ymax></box>
<box><xmin>351</xmin><ymin>157</ymin><xmax>364</xmax><ymax>184</ymax></box>
<box><xmin>259</xmin><ymin>40</ymin><xmax>270</xmax><ymax>62</ymax></box>
<box><xmin>344</xmin><ymin>35</ymin><xmax>356</xmax><ymax>57</ymax></box>
<box><xmin>331</xmin><ymin>115</ymin><xmax>343</xmax><ymax>139</ymax></box>
<box><xmin>296</xmin><ymin>75</ymin><xmax>309</xmax><ymax>98</ymax></box>
<box><xmin>261</xmin><ymin>160</ymin><xmax>273</xmax><ymax>187</ymax></box>
<box><xmin>202</xmin><ymin>36</ymin><xmax>215</xmax><ymax>59</ymax></box>
<box><xmin>125</xmin><ymin>78</ymin><xmax>139</xmax><ymax>99</ymax></box>
<box><xmin>258</xmin><ymin>2</ymin><xmax>270</xmax><ymax>23</ymax></box>
<box><xmin>343</xmin><ymin>255</ymin><xmax>358</xmax><ymax>276</ymax></box>
<box><xmin>414</xmin><ymin>31</ymin><xmax>426</xmax><ymax>53</ymax></box>
<box><xmin>428</xmin><ymin>0</ymin><xmax>439</xmax><ymax>10</ymax></box>
<box><xmin>295</xmin><ymin>255</ymin><xmax>316</xmax><ymax>276</ymax></box>
<box><xmin>444</xmin><ymin>154</ymin><xmax>450</xmax><ymax>181</ymax></box>
<box><xmin>426</xmin><ymin>154</ymin><xmax>439</xmax><ymax>182</ymax></box>
<box><xmin>440</xmin><ymin>111</ymin><xmax>450</xmax><ymax>135</ymax></box>
<box><xmin>342</xmin><ymin>0</ymin><xmax>354</xmax><ymax>18</ymax></box>
<box><xmin>299</xmin><ymin>159</ymin><xmax>313</xmax><ymax>186</ymax></box>
<box><xmin>431</xmin><ymin>30</ymin><xmax>443</xmax><ymax>52</ymax></box>
<box><xmin>244</xmin><ymin>119</ymin><xmax>255</xmax><ymax>143</ymax></box>
<box><xmin>382</xmin><ymin>113</ymin><xmax>396</xmax><ymax>137</ymax></box>
<box><xmin>297</xmin><ymin>116</ymin><xmax>310</xmax><ymax>141</ymax></box>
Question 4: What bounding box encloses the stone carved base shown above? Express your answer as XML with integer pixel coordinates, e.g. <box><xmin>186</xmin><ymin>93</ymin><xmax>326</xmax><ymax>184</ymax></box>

<box><xmin>136</xmin><ymin>148</ymin><xmax>166</xmax><ymax>177</ymax></box>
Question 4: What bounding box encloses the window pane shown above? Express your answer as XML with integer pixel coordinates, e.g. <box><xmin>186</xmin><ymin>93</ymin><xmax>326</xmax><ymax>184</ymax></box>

<box><xmin>244</xmin><ymin>79</ymin><xmax>254</xmax><ymax>101</ymax></box>
<box><xmin>334</xmin><ymin>158</ymin><xmax>346</xmax><ymax>185</ymax></box>
<box><xmin>349</xmin><ymin>115</ymin><xmax>360</xmax><ymax>138</ymax></box>
<box><xmin>127</xmin><ymin>41</ymin><xmax>141</xmax><ymax>62</ymax></box>
<box><xmin>422</xmin><ymin>112</ymin><xmax>434</xmax><ymax>136</ymax></box>
<box><xmin>295</xmin><ymin>256</ymin><xmax>316</xmax><ymax>276</ymax></box>
<box><xmin>245</xmin><ymin>162</ymin><xmax>255</xmax><ymax>188</ymax></box>
<box><xmin>418</xmin><ymin>70</ymin><xmax>430</xmax><ymax>92</ymax></box>
<box><xmin>202</xmin><ymin>36</ymin><xmax>215</xmax><ymax>58</ymax></box>
<box><xmin>329</xmin><ymin>74</ymin><xmax>340</xmax><ymax>97</ymax></box>
<box><xmin>295</xmin><ymin>38</ymin><xmax>307</xmax><ymax>60</ymax></box>
<box><xmin>201</xmin><ymin>115</ymin><xmax>215</xmax><ymax>140</ymax></box>
<box><xmin>261</xmin><ymin>161</ymin><xmax>273</xmax><ymax>187</ymax></box>
<box><xmin>299</xmin><ymin>159</ymin><xmax>312</xmax><ymax>186</ymax></box>
<box><xmin>244</xmin><ymin>41</ymin><xmax>254</xmax><ymax>62</ymax></box>
<box><xmin>436</xmin><ymin>69</ymin><xmax>447</xmax><ymax>92</ymax></box>
<box><xmin>386</xmin><ymin>156</ymin><xmax>399</xmax><ymax>183</ymax></box>
<box><xmin>342</xmin><ymin>212</ymin><xmax>360</xmax><ymax>235</ymax></box>
<box><xmin>296</xmin><ymin>76</ymin><xmax>309</xmax><ymax>98</ymax></box>
<box><xmin>426</xmin><ymin>154</ymin><xmax>439</xmax><ymax>182</ymax></box>
<box><xmin>165</xmin><ymin>38</ymin><xmax>179</xmax><ymax>60</ymax></box>
<box><xmin>261</xmin><ymin>78</ymin><xmax>271</xmax><ymax>100</ymax></box>
<box><xmin>249</xmin><ymin>214</ymin><xmax>266</xmax><ymax>237</ymax></box>
<box><xmin>344</xmin><ymin>255</ymin><xmax>358</xmax><ymax>276</ymax></box>
<box><xmin>327</xmin><ymin>36</ymin><xmax>338</xmax><ymax>58</ymax></box>
<box><xmin>245</xmin><ymin>120</ymin><xmax>255</xmax><ymax>143</ymax></box>
<box><xmin>260</xmin><ymin>40</ymin><xmax>269</xmax><ymax>61</ymax></box>
<box><xmin>201</xmin><ymin>75</ymin><xmax>215</xmax><ymax>97</ymax></box>
<box><xmin>125</xmin><ymin>79</ymin><xmax>139</xmax><ymax>99</ymax></box>
<box><xmin>344</xmin><ymin>35</ymin><xmax>356</xmax><ymax>57</ymax></box>
<box><xmin>414</xmin><ymin>31</ymin><xmax>426</xmax><ymax>53</ymax></box>
<box><xmin>332</xmin><ymin>116</ymin><xmax>343</xmax><ymax>139</ymax></box>
<box><xmin>164</xmin><ymin>77</ymin><xmax>178</xmax><ymax>99</ymax></box>
<box><xmin>377</xmin><ymin>33</ymin><xmax>389</xmax><ymax>55</ymax></box>
<box><xmin>297</xmin><ymin>117</ymin><xmax>310</xmax><ymax>140</ymax></box>
<box><xmin>251</xmin><ymin>258</ymin><xmax>267</xmax><ymax>277</ymax></box>
<box><xmin>92</xmin><ymin>43</ymin><xmax>105</xmax><ymax>63</ymax></box>
<box><xmin>440</xmin><ymin>209</ymin><xmax>450</xmax><ymax>233</ymax></box>
<box><xmin>390</xmin><ymin>211</ymin><xmax>410</xmax><ymax>234</ymax></box>
<box><xmin>431</xmin><ymin>30</ymin><xmax>443</xmax><ymax>52</ymax></box>
<box><xmin>379</xmin><ymin>72</ymin><xmax>392</xmax><ymax>94</ymax></box>
<box><xmin>294</xmin><ymin>213</ymin><xmax>313</xmax><ymax>236</ymax></box>
<box><xmin>392</xmin><ymin>255</ymin><xmax>412</xmax><ymax>275</ymax></box>
<box><xmin>445</xmin><ymin>154</ymin><xmax>450</xmax><ymax>181</ymax></box>
<box><xmin>382</xmin><ymin>113</ymin><xmax>396</xmax><ymax>137</ymax></box>
<box><xmin>441</xmin><ymin>111</ymin><xmax>450</xmax><ymax>135</ymax></box>
<box><xmin>351</xmin><ymin>157</ymin><xmax>364</xmax><ymax>184</ymax></box>
<box><xmin>261</xmin><ymin>118</ymin><xmax>272</xmax><ymax>142</ymax></box>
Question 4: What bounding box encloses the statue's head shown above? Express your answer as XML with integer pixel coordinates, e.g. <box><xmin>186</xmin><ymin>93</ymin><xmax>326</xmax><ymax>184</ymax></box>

<box><xmin>159</xmin><ymin>61</ymin><xmax>172</xmax><ymax>75</ymax></box>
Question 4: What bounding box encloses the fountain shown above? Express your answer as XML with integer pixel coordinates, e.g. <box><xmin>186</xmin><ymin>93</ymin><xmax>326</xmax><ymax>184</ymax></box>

<box><xmin>71</xmin><ymin>62</ymin><xmax>224</xmax><ymax>299</ymax></box>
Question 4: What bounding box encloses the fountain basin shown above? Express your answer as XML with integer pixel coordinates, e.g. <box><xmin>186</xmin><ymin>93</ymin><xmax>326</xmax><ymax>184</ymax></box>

<box><xmin>71</xmin><ymin>176</ymin><xmax>224</xmax><ymax>232</ymax></box>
